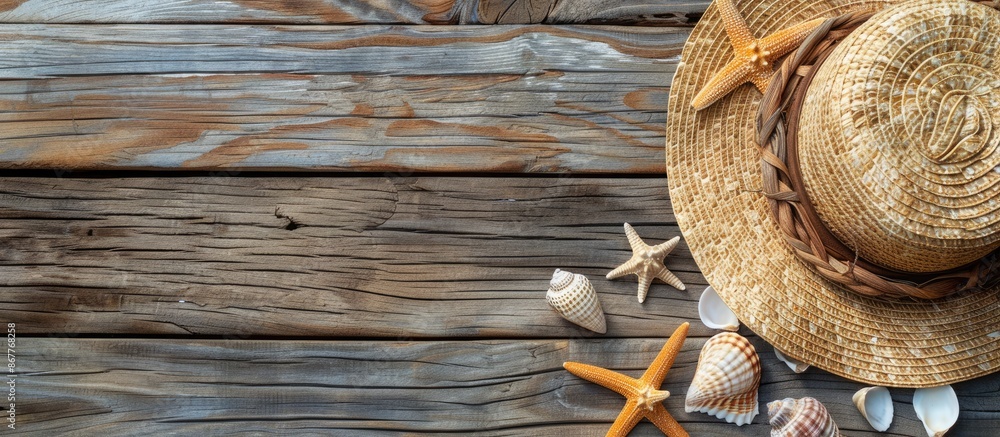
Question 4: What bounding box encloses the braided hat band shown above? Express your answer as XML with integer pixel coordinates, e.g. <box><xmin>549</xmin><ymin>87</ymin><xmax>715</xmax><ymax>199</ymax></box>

<box><xmin>755</xmin><ymin>5</ymin><xmax>1000</xmax><ymax>299</ymax></box>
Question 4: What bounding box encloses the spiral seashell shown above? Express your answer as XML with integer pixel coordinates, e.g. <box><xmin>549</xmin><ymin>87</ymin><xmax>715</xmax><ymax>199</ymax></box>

<box><xmin>853</xmin><ymin>386</ymin><xmax>893</xmax><ymax>432</ymax></box>
<box><xmin>545</xmin><ymin>269</ymin><xmax>606</xmax><ymax>334</ymax></box>
<box><xmin>913</xmin><ymin>385</ymin><xmax>959</xmax><ymax>437</ymax></box>
<box><xmin>768</xmin><ymin>397</ymin><xmax>840</xmax><ymax>437</ymax></box>
<box><xmin>684</xmin><ymin>332</ymin><xmax>760</xmax><ymax>426</ymax></box>
<box><xmin>798</xmin><ymin>0</ymin><xmax>1000</xmax><ymax>272</ymax></box>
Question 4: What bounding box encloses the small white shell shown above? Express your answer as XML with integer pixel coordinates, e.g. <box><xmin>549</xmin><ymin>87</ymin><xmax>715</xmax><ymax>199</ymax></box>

<box><xmin>773</xmin><ymin>348</ymin><xmax>809</xmax><ymax>373</ymax></box>
<box><xmin>698</xmin><ymin>286</ymin><xmax>739</xmax><ymax>331</ymax></box>
<box><xmin>546</xmin><ymin>269</ymin><xmax>606</xmax><ymax>334</ymax></box>
<box><xmin>768</xmin><ymin>397</ymin><xmax>840</xmax><ymax>437</ymax></box>
<box><xmin>853</xmin><ymin>386</ymin><xmax>892</xmax><ymax>432</ymax></box>
<box><xmin>913</xmin><ymin>385</ymin><xmax>959</xmax><ymax>437</ymax></box>
<box><xmin>685</xmin><ymin>332</ymin><xmax>760</xmax><ymax>426</ymax></box>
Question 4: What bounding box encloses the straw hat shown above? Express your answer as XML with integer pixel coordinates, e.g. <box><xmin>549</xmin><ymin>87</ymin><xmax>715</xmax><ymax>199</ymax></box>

<box><xmin>666</xmin><ymin>0</ymin><xmax>1000</xmax><ymax>387</ymax></box>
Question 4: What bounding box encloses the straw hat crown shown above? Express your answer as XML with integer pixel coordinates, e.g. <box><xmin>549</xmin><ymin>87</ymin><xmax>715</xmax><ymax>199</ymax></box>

<box><xmin>667</xmin><ymin>0</ymin><xmax>1000</xmax><ymax>387</ymax></box>
<box><xmin>797</xmin><ymin>0</ymin><xmax>1000</xmax><ymax>272</ymax></box>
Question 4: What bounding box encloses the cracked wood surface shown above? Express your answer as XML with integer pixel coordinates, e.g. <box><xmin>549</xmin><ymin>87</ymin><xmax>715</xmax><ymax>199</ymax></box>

<box><xmin>0</xmin><ymin>24</ymin><xmax>681</xmax><ymax>172</ymax></box>
<box><xmin>16</xmin><ymin>336</ymin><xmax>1000</xmax><ymax>436</ymax></box>
<box><xmin>0</xmin><ymin>0</ymin><xmax>709</xmax><ymax>25</ymax></box>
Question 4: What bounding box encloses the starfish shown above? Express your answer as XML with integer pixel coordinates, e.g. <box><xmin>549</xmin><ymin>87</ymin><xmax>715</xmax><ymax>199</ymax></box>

<box><xmin>607</xmin><ymin>223</ymin><xmax>686</xmax><ymax>303</ymax></box>
<box><xmin>690</xmin><ymin>0</ymin><xmax>826</xmax><ymax>110</ymax></box>
<box><xmin>563</xmin><ymin>322</ymin><xmax>690</xmax><ymax>437</ymax></box>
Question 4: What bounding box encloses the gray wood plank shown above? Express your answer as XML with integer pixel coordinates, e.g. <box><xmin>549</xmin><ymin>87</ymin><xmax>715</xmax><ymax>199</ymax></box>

<box><xmin>0</xmin><ymin>0</ymin><xmax>709</xmax><ymax>25</ymax></box>
<box><xmin>545</xmin><ymin>0</ymin><xmax>708</xmax><ymax>26</ymax></box>
<box><xmin>0</xmin><ymin>25</ymin><xmax>683</xmax><ymax>78</ymax></box>
<box><xmin>0</xmin><ymin>24</ymin><xmax>681</xmax><ymax>172</ymax></box>
<box><xmin>0</xmin><ymin>176</ymin><xmax>706</xmax><ymax>338</ymax></box>
<box><xmin>12</xmin><ymin>336</ymin><xmax>1000</xmax><ymax>435</ymax></box>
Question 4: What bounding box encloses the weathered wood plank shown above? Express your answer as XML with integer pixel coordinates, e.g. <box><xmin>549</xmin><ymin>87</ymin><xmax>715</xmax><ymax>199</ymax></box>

<box><xmin>0</xmin><ymin>25</ymin><xmax>680</xmax><ymax>171</ymax></box>
<box><xmin>0</xmin><ymin>0</ymin><xmax>709</xmax><ymax>25</ymax></box>
<box><xmin>544</xmin><ymin>0</ymin><xmax>707</xmax><ymax>26</ymax></box>
<box><xmin>0</xmin><ymin>25</ymin><xmax>683</xmax><ymax>79</ymax></box>
<box><xmin>477</xmin><ymin>0</ymin><xmax>707</xmax><ymax>26</ymax></box>
<box><xmin>0</xmin><ymin>176</ymin><xmax>708</xmax><ymax>337</ymax></box>
<box><xmin>14</xmin><ymin>336</ymin><xmax>1000</xmax><ymax>435</ymax></box>
<box><xmin>0</xmin><ymin>73</ymin><xmax>669</xmax><ymax>172</ymax></box>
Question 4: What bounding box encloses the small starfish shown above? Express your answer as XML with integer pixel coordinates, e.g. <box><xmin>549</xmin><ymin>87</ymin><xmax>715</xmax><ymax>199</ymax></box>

<box><xmin>564</xmin><ymin>323</ymin><xmax>690</xmax><ymax>437</ymax></box>
<box><xmin>690</xmin><ymin>0</ymin><xmax>826</xmax><ymax>110</ymax></box>
<box><xmin>607</xmin><ymin>223</ymin><xmax>686</xmax><ymax>303</ymax></box>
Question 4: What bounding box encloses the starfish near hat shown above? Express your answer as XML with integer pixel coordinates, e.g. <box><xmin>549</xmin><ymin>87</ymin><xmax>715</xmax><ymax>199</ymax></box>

<box><xmin>690</xmin><ymin>0</ymin><xmax>825</xmax><ymax>110</ymax></box>
<box><xmin>667</xmin><ymin>0</ymin><xmax>1000</xmax><ymax>387</ymax></box>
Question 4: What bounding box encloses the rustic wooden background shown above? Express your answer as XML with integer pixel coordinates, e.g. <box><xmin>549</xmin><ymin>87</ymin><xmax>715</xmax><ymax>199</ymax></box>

<box><xmin>2</xmin><ymin>0</ymin><xmax>999</xmax><ymax>435</ymax></box>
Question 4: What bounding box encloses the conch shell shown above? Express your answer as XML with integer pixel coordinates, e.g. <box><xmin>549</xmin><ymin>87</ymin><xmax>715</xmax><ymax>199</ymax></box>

<box><xmin>698</xmin><ymin>286</ymin><xmax>739</xmax><ymax>331</ymax></box>
<box><xmin>913</xmin><ymin>385</ymin><xmax>959</xmax><ymax>437</ymax></box>
<box><xmin>853</xmin><ymin>386</ymin><xmax>892</xmax><ymax>432</ymax></box>
<box><xmin>545</xmin><ymin>269</ymin><xmax>606</xmax><ymax>334</ymax></box>
<box><xmin>768</xmin><ymin>397</ymin><xmax>840</xmax><ymax>437</ymax></box>
<box><xmin>684</xmin><ymin>332</ymin><xmax>760</xmax><ymax>426</ymax></box>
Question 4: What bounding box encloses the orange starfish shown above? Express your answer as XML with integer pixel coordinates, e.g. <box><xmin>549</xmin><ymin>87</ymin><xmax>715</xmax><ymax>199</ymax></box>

<box><xmin>690</xmin><ymin>0</ymin><xmax>825</xmax><ymax>110</ymax></box>
<box><xmin>563</xmin><ymin>323</ymin><xmax>690</xmax><ymax>437</ymax></box>
<box><xmin>607</xmin><ymin>223</ymin><xmax>686</xmax><ymax>303</ymax></box>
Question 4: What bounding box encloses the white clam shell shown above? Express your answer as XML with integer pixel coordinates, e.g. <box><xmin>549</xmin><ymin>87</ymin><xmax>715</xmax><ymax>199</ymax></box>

<box><xmin>698</xmin><ymin>286</ymin><xmax>739</xmax><ymax>331</ymax></box>
<box><xmin>685</xmin><ymin>332</ymin><xmax>760</xmax><ymax>426</ymax></box>
<box><xmin>773</xmin><ymin>348</ymin><xmax>809</xmax><ymax>373</ymax></box>
<box><xmin>768</xmin><ymin>397</ymin><xmax>840</xmax><ymax>437</ymax></box>
<box><xmin>853</xmin><ymin>386</ymin><xmax>892</xmax><ymax>432</ymax></box>
<box><xmin>545</xmin><ymin>269</ymin><xmax>606</xmax><ymax>334</ymax></box>
<box><xmin>913</xmin><ymin>385</ymin><xmax>959</xmax><ymax>437</ymax></box>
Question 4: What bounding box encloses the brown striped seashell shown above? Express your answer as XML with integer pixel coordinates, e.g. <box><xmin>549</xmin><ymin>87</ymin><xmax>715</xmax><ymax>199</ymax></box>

<box><xmin>545</xmin><ymin>269</ymin><xmax>606</xmax><ymax>334</ymax></box>
<box><xmin>768</xmin><ymin>397</ymin><xmax>840</xmax><ymax>437</ymax></box>
<box><xmin>685</xmin><ymin>332</ymin><xmax>760</xmax><ymax>425</ymax></box>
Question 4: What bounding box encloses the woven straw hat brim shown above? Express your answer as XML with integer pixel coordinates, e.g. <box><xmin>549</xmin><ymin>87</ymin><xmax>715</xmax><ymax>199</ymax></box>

<box><xmin>666</xmin><ymin>0</ymin><xmax>1000</xmax><ymax>387</ymax></box>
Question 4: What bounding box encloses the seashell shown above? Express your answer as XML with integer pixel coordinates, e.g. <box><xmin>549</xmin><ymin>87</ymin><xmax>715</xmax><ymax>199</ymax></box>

<box><xmin>913</xmin><ymin>385</ymin><xmax>959</xmax><ymax>437</ymax></box>
<box><xmin>698</xmin><ymin>286</ymin><xmax>739</xmax><ymax>331</ymax></box>
<box><xmin>768</xmin><ymin>397</ymin><xmax>840</xmax><ymax>437</ymax></box>
<box><xmin>546</xmin><ymin>269</ymin><xmax>606</xmax><ymax>334</ymax></box>
<box><xmin>773</xmin><ymin>348</ymin><xmax>809</xmax><ymax>373</ymax></box>
<box><xmin>853</xmin><ymin>386</ymin><xmax>892</xmax><ymax>432</ymax></box>
<box><xmin>685</xmin><ymin>332</ymin><xmax>760</xmax><ymax>426</ymax></box>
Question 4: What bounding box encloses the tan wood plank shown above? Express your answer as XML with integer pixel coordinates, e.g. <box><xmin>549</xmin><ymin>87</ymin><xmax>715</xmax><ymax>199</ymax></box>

<box><xmin>13</xmin><ymin>336</ymin><xmax>999</xmax><ymax>435</ymax></box>
<box><xmin>0</xmin><ymin>24</ymin><xmax>681</xmax><ymax>172</ymax></box>
<box><xmin>0</xmin><ymin>176</ymin><xmax>708</xmax><ymax>337</ymax></box>
<box><xmin>0</xmin><ymin>0</ymin><xmax>709</xmax><ymax>25</ymax></box>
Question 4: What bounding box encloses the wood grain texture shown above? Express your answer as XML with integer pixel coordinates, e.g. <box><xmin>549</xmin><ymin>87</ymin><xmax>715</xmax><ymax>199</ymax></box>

<box><xmin>0</xmin><ymin>176</ymin><xmax>708</xmax><ymax>337</ymax></box>
<box><xmin>544</xmin><ymin>0</ymin><xmax>708</xmax><ymax>26</ymax></box>
<box><xmin>0</xmin><ymin>0</ymin><xmax>709</xmax><ymax>25</ymax></box>
<box><xmin>14</xmin><ymin>336</ymin><xmax>1000</xmax><ymax>435</ymax></box>
<box><xmin>0</xmin><ymin>24</ymin><xmax>681</xmax><ymax>172</ymax></box>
